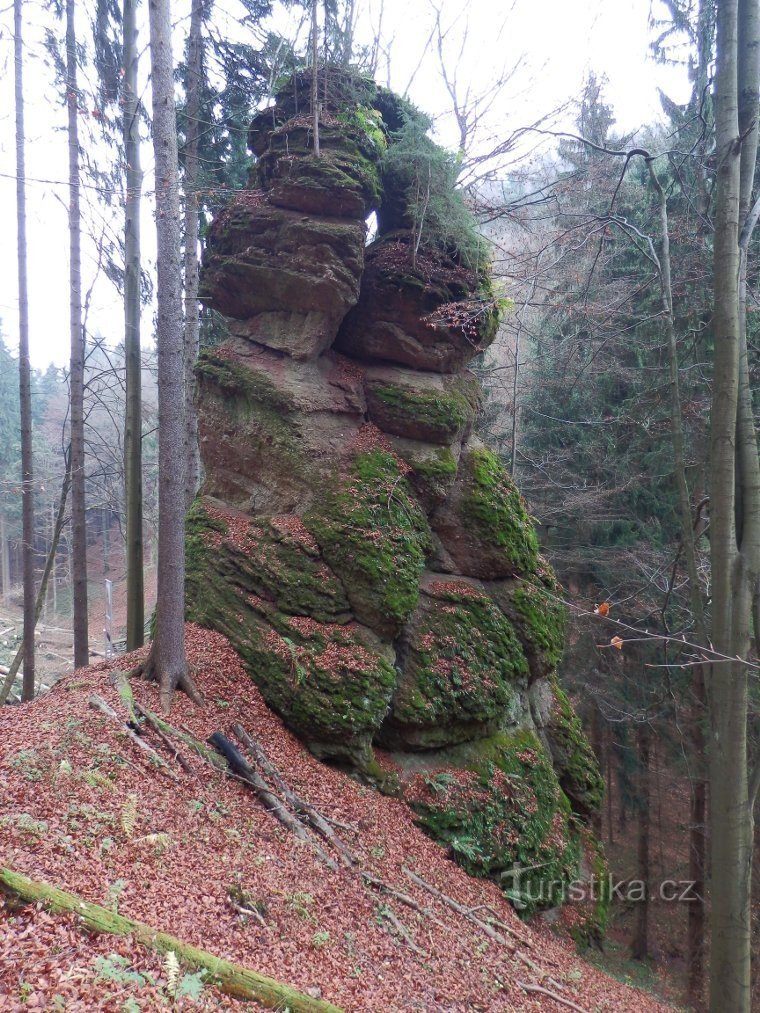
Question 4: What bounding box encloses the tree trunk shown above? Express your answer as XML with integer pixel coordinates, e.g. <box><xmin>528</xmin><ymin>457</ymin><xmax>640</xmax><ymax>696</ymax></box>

<box><xmin>631</xmin><ymin>719</ymin><xmax>650</xmax><ymax>962</ymax></box>
<box><xmin>148</xmin><ymin>0</ymin><xmax>188</xmax><ymax>710</ymax></box>
<box><xmin>687</xmin><ymin>665</ymin><xmax>707</xmax><ymax>1010</ymax></box>
<box><xmin>123</xmin><ymin>0</ymin><xmax>144</xmax><ymax>652</ymax></box>
<box><xmin>0</xmin><ymin>457</ymin><xmax>71</xmax><ymax>705</ymax></box>
<box><xmin>182</xmin><ymin>0</ymin><xmax>204</xmax><ymax>510</ymax></box>
<box><xmin>0</xmin><ymin>868</ymin><xmax>341</xmax><ymax>1011</ymax></box>
<box><xmin>14</xmin><ymin>0</ymin><xmax>36</xmax><ymax>702</ymax></box>
<box><xmin>311</xmin><ymin>0</ymin><xmax>320</xmax><ymax>156</ymax></box>
<box><xmin>1</xmin><ymin>514</ymin><xmax>10</xmax><ymax>605</ymax></box>
<box><xmin>67</xmin><ymin>0</ymin><xmax>89</xmax><ymax>669</ymax></box>
<box><xmin>708</xmin><ymin>1</ymin><xmax>759</xmax><ymax>1008</ymax></box>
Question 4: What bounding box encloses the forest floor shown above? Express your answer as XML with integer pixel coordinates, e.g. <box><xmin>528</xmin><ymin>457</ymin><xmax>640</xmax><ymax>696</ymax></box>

<box><xmin>0</xmin><ymin>624</ymin><xmax>678</xmax><ymax>1012</ymax></box>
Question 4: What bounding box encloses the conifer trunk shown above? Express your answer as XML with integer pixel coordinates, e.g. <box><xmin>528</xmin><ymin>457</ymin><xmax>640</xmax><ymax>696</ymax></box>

<box><xmin>14</xmin><ymin>0</ymin><xmax>36</xmax><ymax>701</ymax></box>
<box><xmin>123</xmin><ymin>0</ymin><xmax>144</xmax><ymax>651</ymax></box>
<box><xmin>183</xmin><ymin>0</ymin><xmax>204</xmax><ymax>509</ymax></box>
<box><xmin>148</xmin><ymin>0</ymin><xmax>188</xmax><ymax>710</ymax></box>
<box><xmin>67</xmin><ymin>0</ymin><xmax>89</xmax><ymax>668</ymax></box>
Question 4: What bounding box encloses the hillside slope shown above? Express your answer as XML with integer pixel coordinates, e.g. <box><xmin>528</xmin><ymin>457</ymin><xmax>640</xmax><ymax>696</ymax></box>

<box><xmin>1</xmin><ymin>625</ymin><xmax>669</xmax><ymax>1011</ymax></box>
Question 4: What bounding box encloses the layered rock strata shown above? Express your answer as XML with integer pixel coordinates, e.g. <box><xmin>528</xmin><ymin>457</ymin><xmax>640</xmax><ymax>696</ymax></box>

<box><xmin>190</xmin><ymin>68</ymin><xmax>605</xmax><ymax>932</ymax></box>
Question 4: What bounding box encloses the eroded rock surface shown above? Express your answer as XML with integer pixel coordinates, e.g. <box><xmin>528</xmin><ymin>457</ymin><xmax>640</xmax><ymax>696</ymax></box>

<box><xmin>189</xmin><ymin>67</ymin><xmax>605</xmax><ymax>935</ymax></box>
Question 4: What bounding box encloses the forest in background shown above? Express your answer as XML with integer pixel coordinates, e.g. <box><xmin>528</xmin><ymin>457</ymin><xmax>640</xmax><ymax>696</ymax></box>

<box><xmin>2</xmin><ymin>1</ymin><xmax>760</xmax><ymax>1010</ymax></box>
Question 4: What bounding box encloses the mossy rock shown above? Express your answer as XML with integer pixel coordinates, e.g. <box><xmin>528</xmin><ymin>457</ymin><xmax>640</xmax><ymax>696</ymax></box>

<box><xmin>401</xmin><ymin>729</ymin><xmax>581</xmax><ymax>914</ymax></box>
<box><xmin>185</xmin><ymin>498</ymin><xmax>351</xmax><ymax>624</ymax></box>
<box><xmin>545</xmin><ymin>677</ymin><xmax>605</xmax><ymax>820</ymax></box>
<box><xmin>260</xmin><ymin>145</ymin><xmax>382</xmax><ymax>217</ymax></box>
<box><xmin>488</xmin><ymin>570</ymin><xmax>567</xmax><ymax>683</ymax></box>
<box><xmin>365</xmin><ymin>373</ymin><xmax>480</xmax><ymax>445</ymax></box>
<box><xmin>195</xmin><ymin>353</ymin><xmax>311</xmax><ymax>513</ymax></box>
<box><xmin>235</xmin><ymin>616</ymin><xmax>396</xmax><ymax>765</ymax></box>
<box><xmin>432</xmin><ymin>442</ymin><xmax>540</xmax><ymax>579</ymax></box>
<box><xmin>390</xmin><ymin>440</ymin><xmax>460</xmax><ymax>510</ymax></box>
<box><xmin>304</xmin><ymin>448</ymin><xmax>431</xmax><ymax>637</ymax></box>
<box><xmin>185</xmin><ymin>501</ymin><xmax>394</xmax><ymax>763</ymax></box>
<box><xmin>568</xmin><ymin>828</ymin><xmax>610</xmax><ymax>949</ymax></box>
<box><xmin>381</xmin><ymin>579</ymin><xmax>528</xmax><ymax>750</ymax></box>
<box><xmin>334</xmin><ymin>235</ymin><xmax>498</xmax><ymax>373</ymax></box>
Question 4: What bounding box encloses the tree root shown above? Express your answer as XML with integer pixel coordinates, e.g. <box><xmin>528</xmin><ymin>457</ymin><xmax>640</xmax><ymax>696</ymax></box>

<box><xmin>0</xmin><ymin>867</ymin><xmax>342</xmax><ymax>1011</ymax></box>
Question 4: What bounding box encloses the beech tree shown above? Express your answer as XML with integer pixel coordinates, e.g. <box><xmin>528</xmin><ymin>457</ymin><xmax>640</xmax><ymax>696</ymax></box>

<box><xmin>708</xmin><ymin>0</ymin><xmax>760</xmax><ymax>1007</ymax></box>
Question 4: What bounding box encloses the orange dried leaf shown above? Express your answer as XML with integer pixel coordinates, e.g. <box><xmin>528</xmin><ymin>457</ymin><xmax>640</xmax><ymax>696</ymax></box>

<box><xmin>594</xmin><ymin>602</ymin><xmax>610</xmax><ymax>616</ymax></box>
<box><xmin>610</xmin><ymin>635</ymin><xmax>624</xmax><ymax>650</ymax></box>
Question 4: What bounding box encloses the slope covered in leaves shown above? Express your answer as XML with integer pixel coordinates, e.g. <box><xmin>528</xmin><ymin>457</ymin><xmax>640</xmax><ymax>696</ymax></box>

<box><xmin>1</xmin><ymin>625</ymin><xmax>669</xmax><ymax>1011</ymax></box>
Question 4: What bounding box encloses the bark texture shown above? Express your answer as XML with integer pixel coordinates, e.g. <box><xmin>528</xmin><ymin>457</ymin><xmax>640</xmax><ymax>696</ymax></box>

<box><xmin>67</xmin><ymin>0</ymin><xmax>89</xmax><ymax>668</ymax></box>
<box><xmin>123</xmin><ymin>0</ymin><xmax>144</xmax><ymax>651</ymax></box>
<box><xmin>148</xmin><ymin>0</ymin><xmax>188</xmax><ymax>708</ymax></box>
<box><xmin>14</xmin><ymin>0</ymin><xmax>36</xmax><ymax>702</ymax></box>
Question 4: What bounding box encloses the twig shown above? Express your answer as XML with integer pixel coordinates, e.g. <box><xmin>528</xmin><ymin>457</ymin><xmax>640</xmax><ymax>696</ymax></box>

<box><xmin>361</xmin><ymin>873</ymin><xmax>449</xmax><ymax>931</ymax></box>
<box><xmin>402</xmin><ymin>867</ymin><xmax>514</xmax><ymax>950</ymax></box>
<box><xmin>209</xmin><ymin>733</ymin><xmax>339</xmax><ymax>872</ymax></box>
<box><xmin>233</xmin><ymin>724</ymin><xmax>356</xmax><ymax>867</ymax></box>
<box><xmin>88</xmin><ymin>694</ymin><xmax>178</xmax><ymax>781</ymax></box>
<box><xmin>463</xmin><ymin>904</ymin><xmax>533</xmax><ymax>946</ymax></box>
<box><xmin>377</xmin><ymin>905</ymin><xmax>426</xmax><ymax>956</ymax></box>
<box><xmin>134</xmin><ymin>701</ymin><xmax>196</xmax><ymax>775</ymax></box>
<box><xmin>517</xmin><ymin>981</ymin><xmax>588</xmax><ymax>1013</ymax></box>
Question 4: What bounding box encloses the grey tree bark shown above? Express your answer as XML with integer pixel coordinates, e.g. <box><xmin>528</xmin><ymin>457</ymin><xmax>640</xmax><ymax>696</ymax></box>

<box><xmin>67</xmin><ymin>0</ymin><xmax>89</xmax><ymax>668</ymax></box>
<box><xmin>708</xmin><ymin>1</ymin><xmax>760</xmax><ymax>1008</ymax></box>
<box><xmin>182</xmin><ymin>0</ymin><xmax>204</xmax><ymax>510</ymax></box>
<box><xmin>14</xmin><ymin>0</ymin><xmax>36</xmax><ymax>702</ymax></box>
<box><xmin>148</xmin><ymin>0</ymin><xmax>190</xmax><ymax>710</ymax></box>
<box><xmin>123</xmin><ymin>0</ymin><xmax>144</xmax><ymax>651</ymax></box>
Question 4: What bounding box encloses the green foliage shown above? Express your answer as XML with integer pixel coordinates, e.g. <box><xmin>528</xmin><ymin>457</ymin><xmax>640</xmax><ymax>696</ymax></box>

<box><xmin>380</xmin><ymin>114</ymin><xmax>486</xmax><ymax>269</ymax></box>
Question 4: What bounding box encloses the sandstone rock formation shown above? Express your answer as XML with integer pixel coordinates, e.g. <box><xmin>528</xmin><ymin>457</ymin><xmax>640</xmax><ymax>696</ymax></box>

<box><xmin>190</xmin><ymin>68</ymin><xmax>605</xmax><ymax>932</ymax></box>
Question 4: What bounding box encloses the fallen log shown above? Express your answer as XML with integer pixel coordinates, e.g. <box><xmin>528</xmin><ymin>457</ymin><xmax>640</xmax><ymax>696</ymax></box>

<box><xmin>232</xmin><ymin>724</ymin><xmax>356</xmax><ymax>867</ymax></box>
<box><xmin>208</xmin><ymin>732</ymin><xmax>339</xmax><ymax>872</ymax></box>
<box><xmin>0</xmin><ymin>867</ymin><xmax>341</xmax><ymax>1011</ymax></box>
<box><xmin>88</xmin><ymin>695</ymin><xmax>178</xmax><ymax>782</ymax></box>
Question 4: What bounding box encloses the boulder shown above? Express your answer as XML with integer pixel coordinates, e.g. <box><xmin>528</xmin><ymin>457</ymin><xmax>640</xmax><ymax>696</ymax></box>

<box><xmin>363</xmin><ymin>363</ymin><xmax>481</xmax><ymax>444</ymax></box>
<box><xmin>432</xmin><ymin>440</ymin><xmax>540</xmax><ymax>579</ymax></box>
<box><xmin>200</xmin><ymin>198</ymin><xmax>366</xmax><ymax>359</ymax></box>
<box><xmin>380</xmin><ymin>575</ymin><xmax>528</xmax><ymax>750</ymax></box>
<box><xmin>334</xmin><ymin>235</ymin><xmax>499</xmax><ymax>372</ymax></box>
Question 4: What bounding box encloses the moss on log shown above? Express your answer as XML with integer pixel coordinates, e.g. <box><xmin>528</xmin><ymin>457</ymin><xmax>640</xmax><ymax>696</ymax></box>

<box><xmin>0</xmin><ymin>866</ymin><xmax>343</xmax><ymax>1011</ymax></box>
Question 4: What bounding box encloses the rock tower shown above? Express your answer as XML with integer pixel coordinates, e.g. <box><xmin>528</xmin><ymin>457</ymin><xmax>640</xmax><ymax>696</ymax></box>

<box><xmin>188</xmin><ymin>69</ymin><xmax>605</xmax><ymax>929</ymax></box>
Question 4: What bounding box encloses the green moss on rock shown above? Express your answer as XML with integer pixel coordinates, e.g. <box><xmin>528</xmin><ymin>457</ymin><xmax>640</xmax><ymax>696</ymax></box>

<box><xmin>546</xmin><ymin>677</ymin><xmax>605</xmax><ymax>819</ymax></box>
<box><xmin>235</xmin><ymin>616</ymin><xmax>396</xmax><ymax>765</ymax></box>
<box><xmin>368</xmin><ymin>383</ymin><xmax>475</xmax><ymax>444</ymax></box>
<box><xmin>406</xmin><ymin>446</ymin><xmax>458</xmax><ymax>506</ymax></box>
<box><xmin>465</xmin><ymin>448</ymin><xmax>539</xmax><ymax>571</ymax></box>
<box><xmin>185</xmin><ymin>501</ymin><xmax>394</xmax><ymax>763</ymax></box>
<box><xmin>489</xmin><ymin>574</ymin><xmax>567</xmax><ymax>682</ymax></box>
<box><xmin>405</xmin><ymin>729</ymin><xmax>580</xmax><ymax>914</ymax></box>
<box><xmin>304</xmin><ymin>448</ymin><xmax>431</xmax><ymax>636</ymax></box>
<box><xmin>383</xmin><ymin>581</ymin><xmax>527</xmax><ymax>749</ymax></box>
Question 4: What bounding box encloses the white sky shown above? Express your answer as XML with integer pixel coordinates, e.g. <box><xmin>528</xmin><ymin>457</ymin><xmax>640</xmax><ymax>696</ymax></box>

<box><xmin>0</xmin><ymin>0</ymin><xmax>690</xmax><ymax>370</ymax></box>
